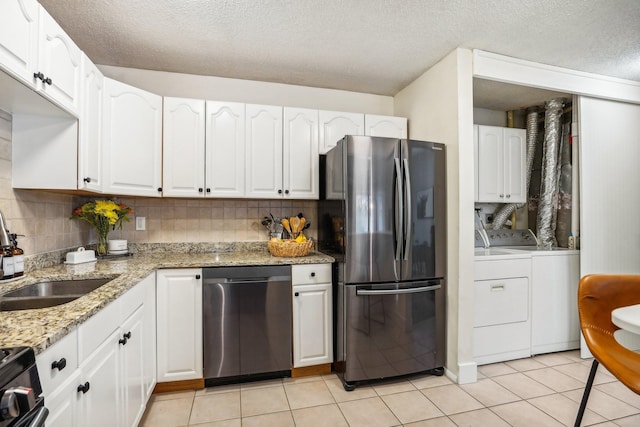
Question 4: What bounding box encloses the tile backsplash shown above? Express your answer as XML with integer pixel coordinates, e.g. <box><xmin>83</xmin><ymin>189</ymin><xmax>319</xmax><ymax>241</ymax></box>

<box><xmin>1</xmin><ymin>110</ymin><xmax>318</xmax><ymax>258</ymax></box>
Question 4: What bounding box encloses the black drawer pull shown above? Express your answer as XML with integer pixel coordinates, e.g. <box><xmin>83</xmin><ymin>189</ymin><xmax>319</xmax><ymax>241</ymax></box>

<box><xmin>77</xmin><ymin>382</ymin><xmax>90</xmax><ymax>394</ymax></box>
<box><xmin>294</xmin><ymin>292</ymin><xmax>299</xmax><ymax>297</ymax></box>
<box><xmin>119</xmin><ymin>337</ymin><xmax>128</xmax><ymax>345</ymax></box>
<box><xmin>51</xmin><ymin>358</ymin><xmax>67</xmax><ymax>371</ymax></box>
<box><xmin>196</xmin><ymin>274</ymin><xmax>201</xmax><ymax>280</ymax></box>
<box><xmin>310</xmin><ymin>272</ymin><xmax>315</xmax><ymax>277</ymax></box>
<box><xmin>123</xmin><ymin>331</ymin><xmax>132</xmax><ymax>339</ymax></box>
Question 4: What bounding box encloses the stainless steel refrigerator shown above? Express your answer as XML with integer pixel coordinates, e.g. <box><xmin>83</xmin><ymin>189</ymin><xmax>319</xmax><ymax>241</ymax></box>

<box><xmin>319</xmin><ymin>135</ymin><xmax>446</xmax><ymax>390</ymax></box>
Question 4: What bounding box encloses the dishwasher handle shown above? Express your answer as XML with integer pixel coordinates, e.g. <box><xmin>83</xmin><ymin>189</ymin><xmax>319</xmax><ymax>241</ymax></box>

<box><xmin>206</xmin><ymin>275</ymin><xmax>291</xmax><ymax>285</ymax></box>
<box><xmin>356</xmin><ymin>284</ymin><xmax>441</xmax><ymax>296</ymax></box>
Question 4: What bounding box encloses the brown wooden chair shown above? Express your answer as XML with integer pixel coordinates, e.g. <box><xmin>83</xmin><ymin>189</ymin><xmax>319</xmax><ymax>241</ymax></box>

<box><xmin>575</xmin><ymin>274</ymin><xmax>640</xmax><ymax>426</ymax></box>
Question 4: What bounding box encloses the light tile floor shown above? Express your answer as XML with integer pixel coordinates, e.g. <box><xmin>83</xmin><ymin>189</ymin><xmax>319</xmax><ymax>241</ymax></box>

<box><xmin>140</xmin><ymin>350</ymin><xmax>640</xmax><ymax>427</ymax></box>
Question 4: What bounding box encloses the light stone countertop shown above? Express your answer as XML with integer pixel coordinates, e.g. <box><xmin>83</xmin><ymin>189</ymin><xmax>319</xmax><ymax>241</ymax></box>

<box><xmin>0</xmin><ymin>247</ymin><xmax>334</xmax><ymax>354</ymax></box>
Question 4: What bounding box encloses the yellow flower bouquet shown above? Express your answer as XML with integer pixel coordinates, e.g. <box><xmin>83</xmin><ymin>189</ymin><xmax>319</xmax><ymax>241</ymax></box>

<box><xmin>71</xmin><ymin>200</ymin><xmax>133</xmax><ymax>255</ymax></box>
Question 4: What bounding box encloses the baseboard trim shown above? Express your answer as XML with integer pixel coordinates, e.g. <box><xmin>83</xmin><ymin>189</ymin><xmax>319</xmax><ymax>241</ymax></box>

<box><xmin>153</xmin><ymin>378</ymin><xmax>205</xmax><ymax>393</ymax></box>
<box><xmin>291</xmin><ymin>364</ymin><xmax>332</xmax><ymax>378</ymax></box>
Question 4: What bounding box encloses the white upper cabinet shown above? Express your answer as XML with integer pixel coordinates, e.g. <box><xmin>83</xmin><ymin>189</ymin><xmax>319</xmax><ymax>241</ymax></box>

<box><xmin>36</xmin><ymin>5</ymin><xmax>82</xmax><ymax>115</ymax></box>
<box><xmin>103</xmin><ymin>77</ymin><xmax>162</xmax><ymax>197</ymax></box>
<box><xmin>0</xmin><ymin>0</ymin><xmax>39</xmax><ymax>85</ymax></box>
<box><xmin>283</xmin><ymin>107</ymin><xmax>319</xmax><ymax>199</ymax></box>
<box><xmin>474</xmin><ymin>125</ymin><xmax>526</xmax><ymax>203</ymax></box>
<box><xmin>162</xmin><ymin>97</ymin><xmax>206</xmax><ymax>198</ymax></box>
<box><xmin>78</xmin><ymin>53</ymin><xmax>104</xmax><ymax>192</ymax></box>
<box><xmin>319</xmin><ymin>110</ymin><xmax>364</xmax><ymax>154</ymax></box>
<box><xmin>364</xmin><ymin>114</ymin><xmax>408</xmax><ymax>138</ymax></box>
<box><xmin>245</xmin><ymin>104</ymin><xmax>284</xmax><ymax>198</ymax></box>
<box><xmin>206</xmin><ymin>101</ymin><xmax>245</xmax><ymax>197</ymax></box>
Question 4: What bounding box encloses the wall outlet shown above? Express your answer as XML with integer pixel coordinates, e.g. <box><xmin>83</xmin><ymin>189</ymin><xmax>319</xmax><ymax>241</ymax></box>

<box><xmin>135</xmin><ymin>216</ymin><xmax>146</xmax><ymax>231</ymax></box>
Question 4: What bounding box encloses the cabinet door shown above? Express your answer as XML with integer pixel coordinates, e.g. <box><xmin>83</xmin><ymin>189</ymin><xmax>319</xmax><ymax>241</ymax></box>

<box><xmin>37</xmin><ymin>5</ymin><xmax>82</xmax><ymax>115</ymax></box>
<box><xmin>78</xmin><ymin>330</ymin><xmax>121</xmax><ymax>427</ymax></box>
<box><xmin>319</xmin><ymin>110</ymin><xmax>364</xmax><ymax>154</ymax></box>
<box><xmin>120</xmin><ymin>306</ymin><xmax>145</xmax><ymax>427</ymax></box>
<box><xmin>163</xmin><ymin>97</ymin><xmax>206</xmax><ymax>197</ymax></box>
<box><xmin>503</xmin><ymin>128</ymin><xmax>526</xmax><ymax>203</ymax></box>
<box><xmin>364</xmin><ymin>114</ymin><xmax>407</xmax><ymax>138</ymax></box>
<box><xmin>283</xmin><ymin>107</ymin><xmax>318</xmax><ymax>199</ymax></box>
<box><xmin>103</xmin><ymin>77</ymin><xmax>163</xmax><ymax>197</ymax></box>
<box><xmin>0</xmin><ymin>0</ymin><xmax>39</xmax><ymax>86</ymax></box>
<box><xmin>206</xmin><ymin>101</ymin><xmax>245</xmax><ymax>197</ymax></box>
<box><xmin>141</xmin><ymin>273</ymin><xmax>157</xmax><ymax>401</ymax></box>
<box><xmin>292</xmin><ymin>283</ymin><xmax>332</xmax><ymax>367</ymax></box>
<box><xmin>475</xmin><ymin>125</ymin><xmax>504</xmax><ymax>202</ymax></box>
<box><xmin>245</xmin><ymin>104</ymin><xmax>283</xmax><ymax>198</ymax></box>
<box><xmin>45</xmin><ymin>369</ymin><xmax>83</xmax><ymax>427</ymax></box>
<box><xmin>156</xmin><ymin>269</ymin><xmax>203</xmax><ymax>382</ymax></box>
<box><xmin>78</xmin><ymin>53</ymin><xmax>104</xmax><ymax>192</ymax></box>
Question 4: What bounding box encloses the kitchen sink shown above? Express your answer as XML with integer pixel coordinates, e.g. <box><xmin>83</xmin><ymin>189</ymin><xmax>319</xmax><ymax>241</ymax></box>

<box><xmin>0</xmin><ymin>278</ymin><xmax>114</xmax><ymax>311</ymax></box>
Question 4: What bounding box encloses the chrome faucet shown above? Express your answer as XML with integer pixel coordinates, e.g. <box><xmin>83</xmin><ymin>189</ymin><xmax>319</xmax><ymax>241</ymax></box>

<box><xmin>0</xmin><ymin>209</ymin><xmax>12</xmax><ymax>247</ymax></box>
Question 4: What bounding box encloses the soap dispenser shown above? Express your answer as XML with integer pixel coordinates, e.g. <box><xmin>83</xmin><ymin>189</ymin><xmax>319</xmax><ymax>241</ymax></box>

<box><xmin>0</xmin><ymin>209</ymin><xmax>14</xmax><ymax>280</ymax></box>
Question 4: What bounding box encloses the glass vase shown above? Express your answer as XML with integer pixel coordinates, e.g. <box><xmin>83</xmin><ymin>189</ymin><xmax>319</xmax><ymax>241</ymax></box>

<box><xmin>96</xmin><ymin>229</ymin><xmax>109</xmax><ymax>256</ymax></box>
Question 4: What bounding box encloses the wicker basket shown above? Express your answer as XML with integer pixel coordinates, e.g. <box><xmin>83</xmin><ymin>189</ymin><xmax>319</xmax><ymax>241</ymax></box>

<box><xmin>267</xmin><ymin>239</ymin><xmax>313</xmax><ymax>257</ymax></box>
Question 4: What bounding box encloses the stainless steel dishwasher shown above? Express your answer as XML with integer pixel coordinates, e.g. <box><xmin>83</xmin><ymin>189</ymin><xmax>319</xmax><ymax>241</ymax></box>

<box><xmin>203</xmin><ymin>266</ymin><xmax>292</xmax><ymax>386</ymax></box>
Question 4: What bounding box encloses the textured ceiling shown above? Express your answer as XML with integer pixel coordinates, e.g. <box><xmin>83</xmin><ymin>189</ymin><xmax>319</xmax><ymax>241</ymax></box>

<box><xmin>39</xmin><ymin>0</ymin><xmax>640</xmax><ymax>97</ymax></box>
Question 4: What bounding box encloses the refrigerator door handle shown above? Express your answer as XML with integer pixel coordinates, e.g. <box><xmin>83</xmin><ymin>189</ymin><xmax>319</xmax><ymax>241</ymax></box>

<box><xmin>402</xmin><ymin>158</ymin><xmax>412</xmax><ymax>260</ymax></box>
<box><xmin>394</xmin><ymin>157</ymin><xmax>403</xmax><ymax>262</ymax></box>
<box><xmin>356</xmin><ymin>284</ymin><xmax>441</xmax><ymax>296</ymax></box>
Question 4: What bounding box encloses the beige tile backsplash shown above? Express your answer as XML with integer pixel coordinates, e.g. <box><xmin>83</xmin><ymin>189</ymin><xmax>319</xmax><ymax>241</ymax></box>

<box><xmin>1</xmin><ymin>110</ymin><xmax>318</xmax><ymax>257</ymax></box>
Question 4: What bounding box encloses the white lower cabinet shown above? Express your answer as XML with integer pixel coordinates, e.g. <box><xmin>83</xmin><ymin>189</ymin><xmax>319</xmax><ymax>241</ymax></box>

<box><xmin>292</xmin><ymin>264</ymin><xmax>332</xmax><ymax>367</ymax></box>
<box><xmin>531</xmin><ymin>252</ymin><xmax>580</xmax><ymax>354</ymax></box>
<box><xmin>473</xmin><ymin>256</ymin><xmax>531</xmax><ymax>365</ymax></box>
<box><xmin>37</xmin><ymin>273</ymin><xmax>156</xmax><ymax>427</ymax></box>
<box><xmin>156</xmin><ymin>269</ymin><xmax>203</xmax><ymax>382</ymax></box>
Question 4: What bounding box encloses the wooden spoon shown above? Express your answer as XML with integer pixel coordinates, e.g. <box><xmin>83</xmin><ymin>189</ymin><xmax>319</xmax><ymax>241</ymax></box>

<box><xmin>291</xmin><ymin>217</ymin><xmax>301</xmax><ymax>234</ymax></box>
<box><xmin>299</xmin><ymin>217</ymin><xmax>306</xmax><ymax>232</ymax></box>
<box><xmin>282</xmin><ymin>218</ymin><xmax>291</xmax><ymax>234</ymax></box>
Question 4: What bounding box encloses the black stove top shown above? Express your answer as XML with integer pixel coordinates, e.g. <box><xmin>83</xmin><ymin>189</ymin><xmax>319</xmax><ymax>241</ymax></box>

<box><xmin>0</xmin><ymin>347</ymin><xmax>36</xmax><ymax>387</ymax></box>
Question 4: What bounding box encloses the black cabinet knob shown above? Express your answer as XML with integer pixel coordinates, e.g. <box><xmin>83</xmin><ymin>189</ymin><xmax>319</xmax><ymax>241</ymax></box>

<box><xmin>294</xmin><ymin>292</ymin><xmax>299</xmax><ymax>297</ymax></box>
<box><xmin>206</xmin><ymin>188</ymin><xmax>211</xmax><ymax>193</ymax></box>
<box><xmin>278</xmin><ymin>189</ymin><xmax>282</xmax><ymax>194</ymax></box>
<box><xmin>119</xmin><ymin>337</ymin><xmax>128</xmax><ymax>345</ymax></box>
<box><xmin>83</xmin><ymin>177</ymin><xmax>91</xmax><ymax>183</ymax></box>
<box><xmin>198</xmin><ymin>188</ymin><xmax>203</xmax><ymax>193</ymax></box>
<box><xmin>196</xmin><ymin>274</ymin><xmax>201</xmax><ymax>280</ymax></box>
<box><xmin>157</xmin><ymin>187</ymin><xmax>163</xmax><ymax>192</ymax></box>
<box><xmin>44</xmin><ymin>77</ymin><xmax>52</xmax><ymax>86</ymax></box>
<box><xmin>33</xmin><ymin>72</ymin><xmax>44</xmax><ymax>81</ymax></box>
<box><xmin>123</xmin><ymin>331</ymin><xmax>132</xmax><ymax>339</ymax></box>
<box><xmin>51</xmin><ymin>358</ymin><xmax>67</xmax><ymax>371</ymax></box>
<box><xmin>77</xmin><ymin>382</ymin><xmax>90</xmax><ymax>394</ymax></box>
<box><xmin>285</xmin><ymin>190</ymin><xmax>289</xmax><ymax>195</ymax></box>
<box><xmin>310</xmin><ymin>272</ymin><xmax>316</xmax><ymax>277</ymax></box>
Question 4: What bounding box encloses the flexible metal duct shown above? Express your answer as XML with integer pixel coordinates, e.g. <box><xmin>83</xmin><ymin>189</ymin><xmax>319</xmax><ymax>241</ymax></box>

<box><xmin>492</xmin><ymin>107</ymin><xmax>539</xmax><ymax>229</ymax></box>
<box><xmin>555</xmin><ymin>121</ymin><xmax>572</xmax><ymax>246</ymax></box>
<box><xmin>536</xmin><ymin>98</ymin><xmax>565</xmax><ymax>248</ymax></box>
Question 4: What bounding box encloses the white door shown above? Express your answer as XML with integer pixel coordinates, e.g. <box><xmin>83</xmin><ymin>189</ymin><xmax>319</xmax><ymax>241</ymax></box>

<box><xmin>364</xmin><ymin>114</ymin><xmax>408</xmax><ymax>138</ymax></box>
<box><xmin>45</xmin><ymin>370</ymin><xmax>82</xmax><ymax>427</ymax></box>
<box><xmin>78</xmin><ymin>53</ymin><xmax>104</xmax><ymax>192</ymax></box>
<box><xmin>206</xmin><ymin>101</ymin><xmax>245</xmax><ymax>197</ymax></box>
<box><xmin>103</xmin><ymin>78</ymin><xmax>163</xmax><ymax>197</ymax></box>
<box><xmin>292</xmin><ymin>283</ymin><xmax>332</xmax><ymax>367</ymax></box>
<box><xmin>37</xmin><ymin>5</ymin><xmax>82</xmax><ymax>115</ymax></box>
<box><xmin>319</xmin><ymin>110</ymin><xmax>364</xmax><ymax>154</ymax></box>
<box><xmin>156</xmin><ymin>269</ymin><xmax>203</xmax><ymax>382</ymax></box>
<box><xmin>245</xmin><ymin>104</ymin><xmax>283</xmax><ymax>198</ymax></box>
<box><xmin>78</xmin><ymin>330</ymin><xmax>121</xmax><ymax>427</ymax></box>
<box><xmin>475</xmin><ymin>125</ymin><xmax>504</xmax><ymax>202</ymax></box>
<box><xmin>163</xmin><ymin>97</ymin><xmax>206</xmax><ymax>197</ymax></box>
<box><xmin>141</xmin><ymin>273</ymin><xmax>157</xmax><ymax>400</ymax></box>
<box><xmin>120</xmin><ymin>306</ymin><xmax>145</xmax><ymax>427</ymax></box>
<box><xmin>0</xmin><ymin>0</ymin><xmax>39</xmax><ymax>86</ymax></box>
<box><xmin>503</xmin><ymin>128</ymin><xmax>526</xmax><ymax>203</ymax></box>
<box><xmin>283</xmin><ymin>107</ymin><xmax>319</xmax><ymax>199</ymax></box>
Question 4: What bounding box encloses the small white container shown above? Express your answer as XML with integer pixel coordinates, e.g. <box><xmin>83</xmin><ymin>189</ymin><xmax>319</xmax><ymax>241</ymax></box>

<box><xmin>65</xmin><ymin>247</ymin><xmax>97</xmax><ymax>264</ymax></box>
<box><xmin>108</xmin><ymin>239</ymin><xmax>128</xmax><ymax>252</ymax></box>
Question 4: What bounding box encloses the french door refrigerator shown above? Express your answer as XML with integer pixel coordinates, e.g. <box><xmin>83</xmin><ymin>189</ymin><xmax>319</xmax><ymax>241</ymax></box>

<box><xmin>319</xmin><ymin>135</ymin><xmax>446</xmax><ymax>390</ymax></box>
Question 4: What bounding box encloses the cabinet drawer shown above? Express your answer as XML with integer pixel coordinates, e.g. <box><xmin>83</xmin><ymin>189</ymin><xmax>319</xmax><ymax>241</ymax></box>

<box><xmin>474</xmin><ymin>321</ymin><xmax>531</xmax><ymax>365</ymax></box>
<box><xmin>474</xmin><ymin>277</ymin><xmax>528</xmax><ymax>327</ymax></box>
<box><xmin>78</xmin><ymin>298</ymin><xmax>120</xmax><ymax>363</ymax></box>
<box><xmin>292</xmin><ymin>264</ymin><xmax>331</xmax><ymax>285</ymax></box>
<box><xmin>474</xmin><ymin>258</ymin><xmax>530</xmax><ymax>281</ymax></box>
<box><xmin>36</xmin><ymin>330</ymin><xmax>79</xmax><ymax>396</ymax></box>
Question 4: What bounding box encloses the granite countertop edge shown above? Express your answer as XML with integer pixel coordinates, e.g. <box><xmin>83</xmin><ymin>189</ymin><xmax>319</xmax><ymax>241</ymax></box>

<box><xmin>0</xmin><ymin>249</ymin><xmax>334</xmax><ymax>354</ymax></box>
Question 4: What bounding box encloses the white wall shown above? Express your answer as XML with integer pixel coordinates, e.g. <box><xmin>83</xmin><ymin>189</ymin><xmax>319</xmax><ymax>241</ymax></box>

<box><xmin>394</xmin><ymin>48</ymin><xmax>476</xmax><ymax>383</ymax></box>
<box><xmin>98</xmin><ymin>65</ymin><xmax>394</xmax><ymax>115</ymax></box>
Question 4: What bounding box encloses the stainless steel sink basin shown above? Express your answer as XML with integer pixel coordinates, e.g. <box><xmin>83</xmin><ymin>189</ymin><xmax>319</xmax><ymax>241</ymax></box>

<box><xmin>0</xmin><ymin>278</ymin><xmax>113</xmax><ymax>311</ymax></box>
